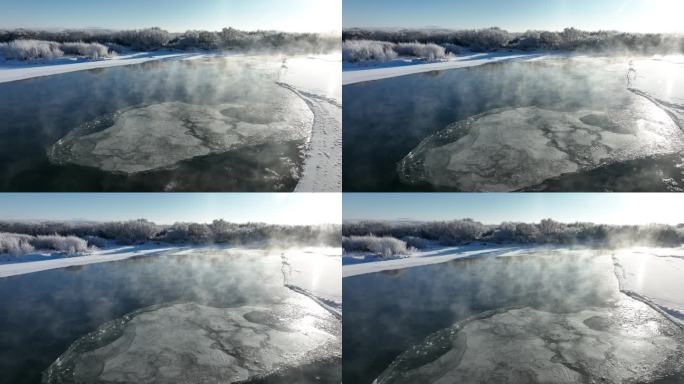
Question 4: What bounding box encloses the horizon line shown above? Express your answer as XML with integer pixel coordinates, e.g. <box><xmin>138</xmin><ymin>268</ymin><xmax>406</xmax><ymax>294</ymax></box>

<box><xmin>2</xmin><ymin>26</ymin><xmax>342</xmax><ymax>35</ymax></box>
<box><xmin>342</xmin><ymin>26</ymin><xmax>684</xmax><ymax>35</ymax></box>
<box><xmin>343</xmin><ymin>218</ymin><xmax>684</xmax><ymax>226</ymax></box>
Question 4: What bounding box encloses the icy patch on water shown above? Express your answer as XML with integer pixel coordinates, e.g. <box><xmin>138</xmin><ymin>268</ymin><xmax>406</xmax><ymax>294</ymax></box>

<box><xmin>43</xmin><ymin>298</ymin><xmax>340</xmax><ymax>384</ymax></box>
<box><xmin>49</xmin><ymin>87</ymin><xmax>313</xmax><ymax>174</ymax></box>
<box><xmin>399</xmin><ymin>96</ymin><xmax>684</xmax><ymax>191</ymax></box>
<box><xmin>374</xmin><ymin>297</ymin><xmax>684</xmax><ymax>384</ymax></box>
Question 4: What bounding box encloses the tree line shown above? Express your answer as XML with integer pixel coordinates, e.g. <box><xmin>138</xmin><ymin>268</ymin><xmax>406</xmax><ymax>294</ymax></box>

<box><xmin>343</xmin><ymin>27</ymin><xmax>684</xmax><ymax>54</ymax></box>
<box><xmin>0</xmin><ymin>219</ymin><xmax>340</xmax><ymax>255</ymax></box>
<box><xmin>0</xmin><ymin>27</ymin><xmax>340</xmax><ymax>55</ymax></box>
<box><xmin>343</xmin><ymin>219</ymin><xmax>684</xmax><ymax>255</ymax></box>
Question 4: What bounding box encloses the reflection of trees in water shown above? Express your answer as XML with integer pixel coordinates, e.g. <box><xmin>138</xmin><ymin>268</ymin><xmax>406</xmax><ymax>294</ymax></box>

<box><xmin>380</xmin><ymin>268</ymin><xmax>405</xmax><ymax>277</ymax></box>
<box><xmin>448</xmin><ymin>257</ymin><xmax>484</xmax><ymax>267</ymax></box>
<box><xmin>423</xmin><ymin>70</ymin><xmax>443</xmax><ymax>78</ymax></box>
<box><xmin>64</xmin><ymin>265</ymin><xmax>85</xmax><ymax>272</ymax></box>
<box><xmin>88</xmin><ymin>67</ymin><xmax>108</xmax><ymax>76</ymax></box>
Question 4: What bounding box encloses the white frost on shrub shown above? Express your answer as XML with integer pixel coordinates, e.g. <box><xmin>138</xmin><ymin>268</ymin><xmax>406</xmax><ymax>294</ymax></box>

<box><xmin>59</xmin><ymin>41</ymin><xmax>110</xmax><ymax>59</ymax></box>
<box><xmin>401</xmin><ymin>236</ymin><xmax>432</xmax><ymax>250</ymax></box>
<box><xmin>0</xmin><ymin>39</ymin><xmax>63</xmax><ymax>60</ymax></box>
<box><xmin>342</xmin><ymin>235</ymin><xmax>408</xmax><ymax>257</ymax></box>
<box><xmin>31</xmin><ymin>235</ymin><xmax>89</xmax><ymax>254</ymax></box>
<box><xmin>342</xmin><ymin>40</ymin><xmax>447</xmax><ymax>62</ymax></box>
<box><xmin>0</xmin><ymin>232</ymin><xmax>89</xmax><ymax>255</ymax></box>
<box><xmin>0</xmin><ymin>39</ymin><xmax>113</xmax><ymax>61</ymax></box>
<box><xmin>394</xmin><ymin>42</ymin><xmax>446</xmax><ymax>61</ymax></box>
<box><xmin>342</xmin><ymin>40</ymin><xmax>398</xmax><ymax>62</ymax></box>
<box><xmin>0</xmin><ymin>233</ymin><xmax>35</xmax><ymax>255</ymax></box>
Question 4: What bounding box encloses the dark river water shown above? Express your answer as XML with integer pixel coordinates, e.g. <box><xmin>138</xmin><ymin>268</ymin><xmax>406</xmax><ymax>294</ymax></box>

<box><xmin>0</xmin><ymin>250</ymin><xmax>340</xmax><ymax>384</ymax></box>
<box><xmin>0</xmin><ymin>57</ymin><xmax>309</xmax><ymax>192</ymax></box>
<box><xmin>342</xmin><ymin>251</ymin><xmax>684</xmax><ymax>383</ymax></box>
<box><xmin>342</xmin><ymin>58</ymin><xmax>684</xmax><ymax>192</ymax></box>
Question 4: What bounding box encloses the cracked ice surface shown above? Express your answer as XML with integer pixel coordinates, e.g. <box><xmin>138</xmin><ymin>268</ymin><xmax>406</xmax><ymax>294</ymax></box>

<box><xmin>399</xmin><ymin>96</ymin><xmax>684</xmax><ymax>191</ymax></box>
<box><xmin>44</xmin><ymin>297</ymin><xmax>340</xmax><ymax>384</ymax></box>
<box><xmin>375</xmin><ymin>297</ymin><xmax>684</xmax><ymax>384</ymax></box>
<box><xmin>48</xmin><ymin>88</ymin><xmax>313</xmax><ymax>174</ymax></box>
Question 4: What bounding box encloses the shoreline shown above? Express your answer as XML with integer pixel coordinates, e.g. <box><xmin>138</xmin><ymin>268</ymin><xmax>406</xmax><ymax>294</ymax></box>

<box><xmin>342</xmin><ymin>51</ymin><xmax>546</xmax><ymax>85</ymax></box>
<box><xmin>0</xmin><ymin>51</ymin><xmax>203</xmax><ymax>84</ymax></box>
<box><xmin>0</xmin><ymin>244</ymin><xmax>192</xmax><ymax>278</ymax></box>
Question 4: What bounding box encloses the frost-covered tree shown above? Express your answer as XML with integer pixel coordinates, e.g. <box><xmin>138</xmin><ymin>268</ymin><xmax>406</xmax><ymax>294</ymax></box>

<box><xmin>115</xmin><ymin>27</ymin><xmax>171</xmax><ymax>50</ymax></box>
<box><xmin>0</xmin><ymin>220</ymin><xmax>341</xmax><ymax>249</ymax></box>
<box><xmin>97</xmin><ymin>219</ymin><xmax>160</xmax><ymax>244</ymax></box>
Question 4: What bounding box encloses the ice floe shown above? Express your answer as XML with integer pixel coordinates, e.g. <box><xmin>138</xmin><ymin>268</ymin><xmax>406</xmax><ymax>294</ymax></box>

<box><xmin>44</xmin><ymin>297</ymin><xmax>340</xmax><ymax>383</ymax></box>
<box><xmin>48</xmin><ymin>90</ymin><xmax>313</xmax><ymax>174</ymax></box>
<box><xmin>399</xmin><ymin>97</ymin><xmax>684</xmax><ymax>191</ymax></box>
<box><xmin>375</xmin><ymin>297</ymin><xmax>684</xmax><ymax>384</ymax></box>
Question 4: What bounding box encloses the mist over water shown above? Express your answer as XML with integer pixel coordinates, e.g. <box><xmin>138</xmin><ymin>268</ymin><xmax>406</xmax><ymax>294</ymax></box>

<box><xmin>343</xmin><ymin>249</ymin><xmax>684</xmax><ymax>383</ymax></box>
<box><xmin>0</xmin><ymin>247</ymin><xmax>341</xmax><ymax>384</ymax></box>
<box><xmin>0</xmin><ymin>55</ymin><xmax>323</xmax><ymax>191</ymax></box>
<box><xmin>343</xmin><ymin>56</ymin><xmax>684</xmax><ymax>192</ymax></box>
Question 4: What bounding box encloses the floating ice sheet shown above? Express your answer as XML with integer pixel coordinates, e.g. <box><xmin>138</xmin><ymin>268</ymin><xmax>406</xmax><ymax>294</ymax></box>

<box><xmin>48</xmin><ymin>87</ymin><xmax>313</xmax><ymax>174</ymax></box>
<box><xmin>375</xmin><ymin>297</ymin><xmax>684</xmax><ymax>384</ymax></box>
<box><xmin>399</xmin><ymin>96</ymin><xmax>684</xmax><ymax>191</ymax></box>
<box><xmin>44</xmin><ymin>298</ymin><xmax>340</xmax><ymax>384</ymax></box>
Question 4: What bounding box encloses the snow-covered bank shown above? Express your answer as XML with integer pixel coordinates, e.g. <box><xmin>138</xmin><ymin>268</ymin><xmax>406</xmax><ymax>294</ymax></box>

<box><xmin>279</xmin><ymin>53</ymin><xmax>342</xmax><ymax>192</ymax></box>
<box><xmin>612</xmin><ymin>247</ymin><xmax>684</xmax><ymax>325</ymax></box>
<box><xmin>342</xmin><ymin>244</ymin><xmax>525</xmax><ymax>278</ymax></box>
<box><xmin>279</xmin><ymin>83</ymin><xmax>342</xmax><ymax>192</ymax></box>
<box><xmin>0</xmin><ymin>51</ymin><xmax>200</xmax><ymax>83</ymax></box>
<box><xmin>0</xmin><ymin>244</ymin><xmax>190</xmax><ymax>278</ymax></box>
<box><xmin>282</xmin><ymin>247</ymin><xmax>342</xmax><ymax>316</ymax></box>
<box><xmin>342</xmin><ymin>51</ymin><xmax>544</xmax><ymax>85</ymax></box>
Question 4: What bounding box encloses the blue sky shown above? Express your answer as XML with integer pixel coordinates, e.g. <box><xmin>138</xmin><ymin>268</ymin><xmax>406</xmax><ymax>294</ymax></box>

<box><xmin>344</xmin><ymin>194</ymin><xmax>684</xmax><ymax>225</ymax></box>
<box><xmin>0</xmin><ymin>0</ymin><xmax>341</xmax><ymax>33</ymax></box>
<box><xmin>344</xmin><ymin>0</ymin><xmax>684</xmax><ymax>33</ymax></box>
<box><xmin>0</xmin><ymin>193</ymin><xmax>341</xmax><ymax>225</ymax></box>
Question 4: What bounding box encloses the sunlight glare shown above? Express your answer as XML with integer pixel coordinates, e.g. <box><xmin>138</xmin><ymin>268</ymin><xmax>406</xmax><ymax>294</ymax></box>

<box><xmin>634</xmin><ymin>0</ymin><xmax>684</xmax><ymax>33</ymax></box>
